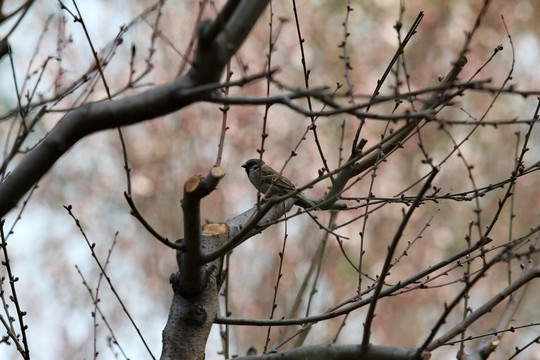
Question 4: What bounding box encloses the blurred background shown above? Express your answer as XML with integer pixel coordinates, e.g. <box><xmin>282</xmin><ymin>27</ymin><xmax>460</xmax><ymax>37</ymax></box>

<box><xmin>1</xmin><ymin>0</ymin><xmax>539</xmax><ymax>359</ymax></box>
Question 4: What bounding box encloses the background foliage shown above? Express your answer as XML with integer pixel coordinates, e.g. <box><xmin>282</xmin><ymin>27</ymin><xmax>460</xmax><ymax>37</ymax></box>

<box><xmin>1</xmin><ymin>1</ymin><xmax>540</xmax><ymax>359</ymax></box>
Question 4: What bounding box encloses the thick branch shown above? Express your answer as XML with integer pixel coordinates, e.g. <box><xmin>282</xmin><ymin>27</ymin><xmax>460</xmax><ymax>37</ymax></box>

<box><xmin>162</xmin><ymin>196</ymin><xmax>294</xmax><ymax>360</ymax></box>
<box><xmin>201</xmin><ymin>197</ymin><xmax>295</xmax><ymax>264</ymax></box>
<box><xmin>161</xmin><ymin>168</ymin><xmax>227</xmax><ymax>360</ymax></box>
<box><xmin>234</xmin><ymin>344</ymin><xmax>429</xmax><ymax>360</ymax></box>
<box><xmin>0</xmin><ymin>0</ymin><xmax>270</xmax><ymax>218</ymax></box>
<box><xmin>0</xmin><ymin>38</ymin><xmax>8</xmax><ymax>60</ymax></box>
<box><xmin>177</xmin><ymin>166</ymin><xmax>225</xmax><ymax>296</ymax></box>
<box><xmin>179</xmin><ymin>175</ymin><xmax>206</xmax><ymax>295</ymax></box>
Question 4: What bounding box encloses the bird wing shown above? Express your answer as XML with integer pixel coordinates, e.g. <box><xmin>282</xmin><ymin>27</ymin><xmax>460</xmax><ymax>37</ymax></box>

<box><xmin>278</xmin><ymin>174</ymin><xmax>296</xmax><ymax>190</ymax></box>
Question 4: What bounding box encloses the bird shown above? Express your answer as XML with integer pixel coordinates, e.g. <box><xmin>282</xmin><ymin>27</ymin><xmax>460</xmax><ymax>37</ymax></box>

<box><xmin>241</xmin><ymin>158</ymin><xmax>316</xmax><ymax>208</ymax></box>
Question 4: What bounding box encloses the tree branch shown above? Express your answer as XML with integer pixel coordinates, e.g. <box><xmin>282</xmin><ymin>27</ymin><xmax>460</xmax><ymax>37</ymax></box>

<box><xmin>0</xmin><ymin>0</ymin><xmax>270</xmax><ymax>218</ymax></box>
<box><xmin>234</xmin><ymin>344</ymin><xmax>430</xmax><ymax>360</ymax></box>
<box><xmin>214</xmin><ymin>237</ymin><xmax>492</xmax><ymax>327</ymax></box>
<box><xmin>177</xmin><ymin>167</ymin><xmax>225</xmax><ymax>297</ymax></box>
<box><xmin>362</xmin><ymin>167</ymin><xmax>439</xmax><ymax>346</ymax></box>
<box><xmin>200</xmin><ymin>197</ymin><xmax>295</xmax><ymax>264</ymax></box>
<box><xmin>431</xmin><ymin>266</ymin><xmax>540</xmax><ymax>353</ymax></box>
<box><xmin>324</xmin><ymin>55</ymin><xmax>468</xmax><ymax>205</ymax></box>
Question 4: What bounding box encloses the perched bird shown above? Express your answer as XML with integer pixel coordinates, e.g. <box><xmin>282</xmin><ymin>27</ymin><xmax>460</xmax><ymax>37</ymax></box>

<box><xmin>242</xmin><ymin>158</ymin><xmax>316</xmax><ymax>208</ymax></box>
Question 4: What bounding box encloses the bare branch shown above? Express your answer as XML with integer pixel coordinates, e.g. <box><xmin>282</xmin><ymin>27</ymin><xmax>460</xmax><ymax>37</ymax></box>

<box><xmin>362</xmin><ymin>167</ymin><xmax>439</xmax><ymax>346</ymax></box>
<box><xmin>177</xmin><ymin>166</ymin><xmax>225</xmax><ymax>297</ymax></box>
<box><xmin>430</xmin><ymin>266</ymin><xmax>540</xmax><ymax>352</ymax></box>
<box><xmin>0</xmin><ymin>0</ymin><xmax>270</xmax><ymax>218</ymax></box>
<box><xmin>233</xmin><ymin>343</ymin><xmax>428</xmax><ymax>360</ymax></box>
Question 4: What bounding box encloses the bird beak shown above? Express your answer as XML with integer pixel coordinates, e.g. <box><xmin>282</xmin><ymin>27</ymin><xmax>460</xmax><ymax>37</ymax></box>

<box><xmin>241</xmin><ymin>163</ymin><xmax>247</xmax><ymax>169</ymax></box>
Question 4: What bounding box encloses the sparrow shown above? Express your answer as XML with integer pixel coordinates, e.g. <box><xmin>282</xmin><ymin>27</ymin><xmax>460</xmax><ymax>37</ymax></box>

<box><xmin>242</xmin><ymin>159</ymin><xmax>316</xmax><ymax>208</ymax></box>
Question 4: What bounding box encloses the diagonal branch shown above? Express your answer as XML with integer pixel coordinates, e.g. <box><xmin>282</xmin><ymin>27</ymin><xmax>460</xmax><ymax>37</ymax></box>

<box><xmin>0</xmin><ymin>0</ymin><xmax>270</xmax><ymax>218</ymax></box>
<box><xmin>429</xmin><ymin>266</ymin><xmax>540</xmax><ymax>352</ymax></box>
